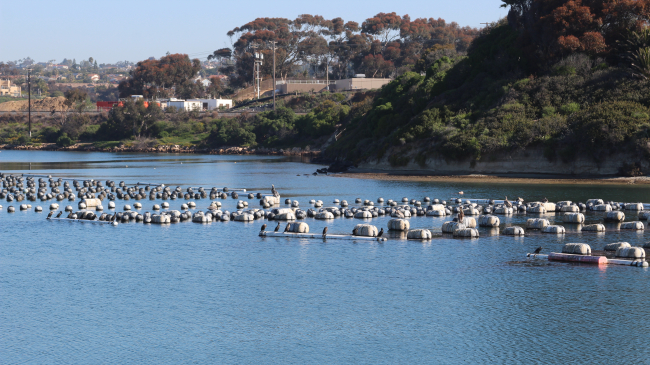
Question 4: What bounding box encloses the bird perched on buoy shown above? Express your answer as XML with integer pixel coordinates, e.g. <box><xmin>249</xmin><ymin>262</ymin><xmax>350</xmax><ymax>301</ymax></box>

<box><xmin>377</xmin><ymin>228</ymin><xmax>384</xmax><ymax>237</ymax></box>
<box><xmin>284</xmin><ymin>223</ymin><xmax>290</xmax><ymax>232</ymax></box>
<box><xmin>322</xmin><ymin>227</ymin><xmax>328</xmax><ymax>239</ymax></box>
<box><xmin>47</xmin><ymin>211</ymin><xmax>54</xmax><ymax>219</ymax></box>
<box><xmin>274</xmin><ymin>222</ymin><xmax>281</xmax><ymax>232</ymax></box>
<box><xmin>504</xmin><ymin>196</ymin><xmax>512</xmax><ymax>208</ymax></box>
<box><xmin>457</xmin><ymin>208</ymin><xmax>465</xmax><ymax>223</ymax></box>
<box><xmin>56</xmin><ymin>211</ymin><xmax>63</xmax><ymax>218</ymax></box>
<box><xmin>542</xmin><ymin>197</ymin><xmax>548</xmax><ymax>203</ymax></box>
<box><xmin>260</xmin><ymin>224</ymin><xmax>267</xmax><ymax>233</ymax></box>
<box><xmin>532</xmin><ymin>246</ymin><xmax>543</xmax><ymax>257</ymax></box>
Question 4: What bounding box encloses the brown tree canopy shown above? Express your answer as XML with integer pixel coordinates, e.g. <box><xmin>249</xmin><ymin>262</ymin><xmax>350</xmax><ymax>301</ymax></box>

<box><xmin>118</xmin><ymin>53</ymin><xmax>202</xmax><ymax>99</ymax></box>
<box><xmin>502</xmin><ymin>0</ymin><xmax>650</xmax><ymax>62</ymax></box>
<box><xmin>220</xmin><ymin>13</ymin><xmax>479</xmax><ymax>86</ymax></box>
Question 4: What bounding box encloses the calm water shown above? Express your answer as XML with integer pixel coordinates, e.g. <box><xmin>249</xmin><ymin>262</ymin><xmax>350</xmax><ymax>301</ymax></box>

<box><xmin>1</xmin><ymin>150</ymin><xmax>649</xmax><ymax>364</ymax></box>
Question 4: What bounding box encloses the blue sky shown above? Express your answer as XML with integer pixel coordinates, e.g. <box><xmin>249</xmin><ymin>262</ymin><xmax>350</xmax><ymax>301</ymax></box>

<box><xmin>2</xmin><ymin>0</ymin><xmax>507</xmax><ymax>64</ymax></box>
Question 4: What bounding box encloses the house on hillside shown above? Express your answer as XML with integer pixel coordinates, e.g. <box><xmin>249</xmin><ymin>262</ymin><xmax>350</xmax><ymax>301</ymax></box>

<box><xmin>88</xmin><ymin>74</ymin><xmax>100</xmax><ymax>82</ymax></box>
<box><xmin>0</xmin><ymin>79</ymin><xmax>22</xmax><ymax>97</ymax></box>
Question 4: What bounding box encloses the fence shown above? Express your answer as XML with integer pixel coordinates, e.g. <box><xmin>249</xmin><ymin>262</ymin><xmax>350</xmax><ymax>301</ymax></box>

<box><xmin>276</xmin><ymin>80</ymin><xmax>335</xmax><ymax>85</ymax></box>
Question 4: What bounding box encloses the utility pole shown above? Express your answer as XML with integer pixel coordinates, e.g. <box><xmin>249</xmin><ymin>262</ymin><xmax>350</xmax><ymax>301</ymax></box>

<box><xmin>270</xmin><ymin>41</ymin><xmax>277</xmax><ymax>111</ymax></box>
<box><xmin>251</xmin><ymin>44</ymin><xmax>263</xmax><ymax>100</ymax></box>
<box><xmin>255</xmin><ymin>52</ymin><xmax>263</xmax><ymax>99</ymax></box>
<box><xmin>251</xmin><ymin>44</ymin><xmax>258</xmax><ymax>99</ymax></box>
<box><xmin>325</xmin><ymin>58</ymin><xmax>329</xmax><ymax>92</ymax></box>
<box><xmin>27</xmin><ymin>68</ymin><xmax>31</xmax><ymax>138</ymax></box>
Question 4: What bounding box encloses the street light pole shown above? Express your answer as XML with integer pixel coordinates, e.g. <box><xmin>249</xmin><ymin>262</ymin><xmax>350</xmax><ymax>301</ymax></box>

<box><xmin>271</xmin><ymin>41</ymin><xmax>277</xmax><ymax>111</ymax></box>
<box><xmin>27</xmin><ymin>68</ymin><xmax>31</xmax><ymax>138</ymax></box>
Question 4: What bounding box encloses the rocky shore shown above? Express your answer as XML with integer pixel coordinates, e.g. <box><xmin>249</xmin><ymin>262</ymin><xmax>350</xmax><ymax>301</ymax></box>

<box><xmin>1</xmin><ymin>143</ymin><xmax>321</xmax><ymax>157</ymax></box>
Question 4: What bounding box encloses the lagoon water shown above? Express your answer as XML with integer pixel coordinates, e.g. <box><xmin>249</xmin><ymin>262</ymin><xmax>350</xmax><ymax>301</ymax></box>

<box><xmin>1</xmin><ymin>150</ymin><xmax>650</xmax><ymax>364</ymax></box>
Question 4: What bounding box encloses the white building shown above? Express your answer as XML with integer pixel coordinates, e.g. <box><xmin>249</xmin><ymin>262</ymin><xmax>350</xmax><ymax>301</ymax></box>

<box><xmin>166</xmin><ymin>98</ymin><xmax>202</xmax><ymax>111</ymax></box>
<box><xmin>196</xmin><ymin>98</ymin><xmax>233</xmax><ymax>110</ymax></box>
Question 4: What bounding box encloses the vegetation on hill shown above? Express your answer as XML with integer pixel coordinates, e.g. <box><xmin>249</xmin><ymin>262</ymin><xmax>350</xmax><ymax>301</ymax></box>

<box><xmin>323</xmin><ymin>1</ymin><xmax>650</xmax><ymax>174</ymax></box>
<box><xmin>0</xmin><ymin>91</ymin><xmax>360</xmax><ymax>150</ymax></box>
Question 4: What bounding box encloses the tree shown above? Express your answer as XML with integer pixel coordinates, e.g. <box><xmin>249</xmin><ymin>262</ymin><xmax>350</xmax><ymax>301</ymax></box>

<box><xmin>362</xmin><ymin>12</ymin><xmax>404</xmax><ymax>45</ymax></box>
<box><xmin>620</xmin><ymin>27</ymin><xmax>650</xmax><ymax>78</ymax></box>
<box><xmin>97</xmin><ymin>98</ymin><xmax>164</xmax><ymax>140</ymax></box>
<box><xmin>118</xmin><ymin>53</ymin><xmax>202</xmax><ymax>99</ymax></box>
<box><xmin>361</xmin><ymin>54</ymin><xmax>394</xmax><ymax>77</ymax></box>
<box><xmin>207</xmin><ymin>117</ymin><xmax>256</xmax><ymax>147</ymax></box>
<box><xmin>206</xmin><ymin>77</ymin><xmax>226</xmax><ymax>97</ymax></box>
<box><xmin>501</xmin><ymin>0</ymin><xmax>650</xmax><ymax>64</ymax></box>
<box><xmin>33</xmin><ymin>79</ymin><xmax>48</xmax><ymax>96</ymax></box>
<box><xmin>64</xmin><ymin>89</ymin><xmax>89</xmax><ymax>115</ymax></box>
<box><xmin>208</xmin><ymin>48</ymin><xmax>232</xmax><ymax>61</ymax></box>
<box><xmin>222</xmin><ymin>13</ymin><xmax>479</xmax><ymax>82</ymax></box>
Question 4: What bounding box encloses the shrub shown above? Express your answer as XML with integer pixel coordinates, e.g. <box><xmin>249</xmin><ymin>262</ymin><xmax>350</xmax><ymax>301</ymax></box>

<box><xmin>560</xmin><ymin>103</ymin><xmax>580</xmax><ymax>115</ymax></box>
<box><xmin>149</xmin><ymin>121</ymin><xmax>170</xmax><ymax>138</ymax></box>
<box><xmin>568</xmin><ymin>101</ymin><xmax>650</xmax><ymax>160</ymax></box>
<box><xmin>56</xmin><ymin>133</ymin><xmax>74</xmax><ymax>147</ymax></box>
<box><xmin>207</xmin><ymin>118</ymin><xmax>256</xmax><ymax>147</ymax></box>
<box><xmin>542</xmin><ymin>106</ymin><xmax>556</xmax><ymax>117</ymax></box>
<box><xmin>17</xmin><ymin>134</ymin><xmax>31</xmax><ymax>145</ymax></box>
<box><xmin>295</xmin><ymin>101</ymin><xmax>349</xmax><ymax>138</ymax></box>
<box><xmin>39</xmin><ymin>126</ymin><xmax>60</xmax><ymax>143</ymax></box>
<box><xmin>79</xmin><ymin>125</ymin><xmax>100</xmax><ymax>141</ymax></box>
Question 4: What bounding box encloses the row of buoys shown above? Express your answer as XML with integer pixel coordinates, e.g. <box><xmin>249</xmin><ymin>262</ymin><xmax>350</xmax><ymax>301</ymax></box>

<box><xmin>1</xmin><ymin>174</ymin><xmax>259</xmax><ymax>205</ymax></box>
<box><xmin>529</xmin><ymin>242</ymin><xmax>649</xmax><ymax>267</ymax></box>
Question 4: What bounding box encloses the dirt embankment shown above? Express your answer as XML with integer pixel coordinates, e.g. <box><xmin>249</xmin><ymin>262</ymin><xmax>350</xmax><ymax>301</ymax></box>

<box><xmin>0</xmin><ymin>97</ymin><xmax>69</xmax><ymax>112</ymax></box>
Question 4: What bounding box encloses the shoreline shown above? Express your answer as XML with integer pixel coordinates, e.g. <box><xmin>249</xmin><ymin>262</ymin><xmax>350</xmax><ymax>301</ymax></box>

<box><xmin>334</xmin><ymin>171</ymin><xmax>650</xmax><ymax>185</ymax></box>
<box><xmin>3</xmin><ymin>145</ymin><xmax>647</xmax><ymax>184</ymax></box>
<box><xmin>0</xmin><ymin>143</ymin><xmax>321</xmax><ymax>157</ymax></box>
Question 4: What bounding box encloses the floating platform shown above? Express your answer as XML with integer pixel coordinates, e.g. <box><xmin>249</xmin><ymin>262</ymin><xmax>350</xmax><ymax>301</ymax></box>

<box><xmin>260</xmin><ymin>231</ymin><xmax>387</xmax><ymax>241</ymax></box>
<box><xmin>527</xmin><ymin>253</ymin><xmax>648</xmax><ymax>267</ymax></box>
<box><xmin>48</xmin><ymin>218</ymin><xmax>118</xmax><ymax>226</ymax></box>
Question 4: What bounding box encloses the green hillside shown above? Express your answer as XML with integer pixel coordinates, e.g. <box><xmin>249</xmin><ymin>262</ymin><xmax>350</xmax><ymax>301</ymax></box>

<box><xmin>325</xmin><ymin>15</ymin><xmax>650</xmax><ymax>175</ymax></box>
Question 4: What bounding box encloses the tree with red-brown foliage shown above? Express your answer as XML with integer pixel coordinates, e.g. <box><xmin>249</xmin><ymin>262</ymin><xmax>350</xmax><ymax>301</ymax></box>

<box><xmin>118</xmin><ymin>54</ymin><xmax>201</xmax><ymax>99</ymax></box>
<box><xmin>502</xmin><ymin>0</ymin><xmax>650</xmax><ymax>64</ymax></box>
<box><xmin>221</xmin><ymin>13</ymin><xmax>479</xmax><ymax>84</ymax></box>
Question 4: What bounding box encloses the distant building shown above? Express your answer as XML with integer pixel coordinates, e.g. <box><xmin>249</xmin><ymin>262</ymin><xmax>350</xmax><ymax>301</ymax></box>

<box><xmin>196</xmin><ymin>98</ymin><xmax>233</xmax><ymax>110</ymax></box>
<box><xmin>276</xmin><ymin>78</ymin><xmax>393</xmax><ymax>94</ymax></box>
<box><xmin>334</xmin><ymin>78</ymin><xmax>392</xmax><ymax>91</ymax></box>
<box><xmin>88</xmin><ymin>74</ymin><xmax>100</xmax><ymax>82</ymax></box>
<box><xmin>276</xmin><ymin>80</ymin><xmax>333</xmax><ymax>94</ymax></box>
<box><xmin>166</xmin><ymin>98</ymin><xmax>202</xmax><ymax>111</ymax></box>
<box><xmin>0</xmin><ymin>79</ymin><xmax>21</xmax><ymax>97</ymax></box>
<box><xmin>159</xmin><ymin>98</ymin><xmax>232</xmax><ymax>111</ymax></box>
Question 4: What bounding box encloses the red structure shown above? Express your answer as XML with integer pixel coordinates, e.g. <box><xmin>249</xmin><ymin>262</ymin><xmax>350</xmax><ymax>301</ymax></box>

<box><xmin>96</xmin><ymin>101</ymin><xmax>120</xmax><ymax>111</ymax></box>
<box><xmin>96</xmin><ymin>101</ymin><xmax>160</xmax><ymax>111</ymax></box>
